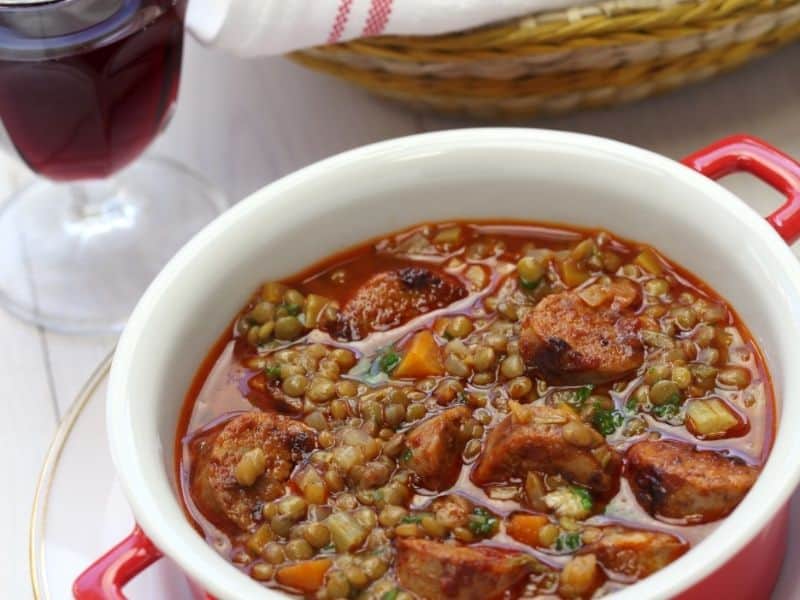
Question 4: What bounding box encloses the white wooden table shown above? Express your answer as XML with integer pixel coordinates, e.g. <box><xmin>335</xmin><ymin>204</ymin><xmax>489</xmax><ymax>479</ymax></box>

<box><xmin>3</xmin><ymin>35</ymin><xmax>800</xmax><ymax>600</ymax></box>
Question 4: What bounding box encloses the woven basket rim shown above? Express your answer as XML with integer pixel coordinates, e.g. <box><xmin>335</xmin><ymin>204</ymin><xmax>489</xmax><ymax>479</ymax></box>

<box><xmin>300</xmin><ymin>0</ymin><xmax>794</xmax><ymax>59</ymax></box>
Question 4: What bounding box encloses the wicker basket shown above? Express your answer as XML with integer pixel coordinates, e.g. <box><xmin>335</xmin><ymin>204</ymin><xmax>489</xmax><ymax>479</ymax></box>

<box><xmin>291</xmin><ymin>0</ymin><xmax>800</xmax><ymax>118</ymax></box>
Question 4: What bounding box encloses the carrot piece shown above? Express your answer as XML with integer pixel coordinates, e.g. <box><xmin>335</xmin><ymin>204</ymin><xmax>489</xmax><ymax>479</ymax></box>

<box><xmin>507</xmin><ymin>514</ymin><xmax>550</xmax><ymax>547</ymax></box>
<box><xmin>276</xmin><ymin>558</ymin><xmax>332</xmax><ymax>593</ymax></box>
<box><xmin>394</xmin><ymin>330</ymin><xmax>444</xmax><ymax>378</ymax></box>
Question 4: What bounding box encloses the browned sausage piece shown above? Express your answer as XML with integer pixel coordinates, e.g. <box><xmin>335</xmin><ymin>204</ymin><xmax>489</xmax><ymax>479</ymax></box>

<box><xmin>582</xmin><ymin>527</ymin><xmax>688</xmax><ymax>578</ymax></box>
<box><xmin>472</xmin><ymin>404</ymin><xmax>620</xmax><ymax>493</ymax></box>
<box><xmin>397</xmin><ymin>538</ymin><xmax>536</xmax><ymax>600</ymax></box>
<box><xmin>626</xmin><ymin>440</ymin><xmax>758</xmax><ymax>523</ymax></box>
<box><xmin>331</xmin><ymin>267</ymin><xmax>466</xmax><ymax>340</ymax></box>
<box><xmin>405</xmin><ymin>406</ymin><xmax>469</xmax><ymax>491</ymax></box>
<box><xmin>519</xmin><ymin>290</ymin><xmax>643</xmax><ymax>384</ymax></box>
<box><xmin>191</xmin><ymin>412</ymin><xmax>316</xmax><ymax>532</ymax></box>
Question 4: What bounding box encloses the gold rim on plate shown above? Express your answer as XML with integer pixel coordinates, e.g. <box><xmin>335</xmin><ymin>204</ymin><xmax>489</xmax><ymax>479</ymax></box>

<box><xmin>28</xmin><ymin>352</ymin><xmax>115</xmax><ymax>600</ymax></box>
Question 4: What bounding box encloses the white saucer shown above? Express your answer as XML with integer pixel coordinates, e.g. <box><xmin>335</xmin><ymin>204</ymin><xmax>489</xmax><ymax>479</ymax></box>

<box><xmin>29</xmin><ymin>355</ymin><xmax>194</xmax><ymax>599</ymax></box>
<box><xmin>29</xmin><ymin>355</ymin><xmax>800</xmax><ymax>599</ymax></box>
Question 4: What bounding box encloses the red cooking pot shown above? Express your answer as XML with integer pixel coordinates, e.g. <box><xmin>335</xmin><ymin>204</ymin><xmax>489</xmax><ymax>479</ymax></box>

<box><xmin>74</xmin><ymin>133</ymin><xmax>800</xmax><ymax>600</ymax></box>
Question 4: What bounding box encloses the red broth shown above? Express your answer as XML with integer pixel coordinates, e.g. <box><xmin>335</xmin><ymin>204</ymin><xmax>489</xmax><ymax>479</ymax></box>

<box><xmin>176</xmin><ymin>221</ymin><xmax>774</xmax><ymax>599</ymax></box>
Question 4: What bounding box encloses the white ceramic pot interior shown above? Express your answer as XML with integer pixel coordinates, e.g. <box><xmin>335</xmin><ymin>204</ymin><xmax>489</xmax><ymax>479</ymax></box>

<box><xmin>109</xmin><ymin>129</ymin><xmax>800</xmax><ymax>600</ymax></box>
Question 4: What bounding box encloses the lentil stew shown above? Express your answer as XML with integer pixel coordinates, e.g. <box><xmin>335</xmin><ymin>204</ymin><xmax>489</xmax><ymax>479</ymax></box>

<box><xmin>176</xmin><ymin>221</ymin><xmax>774</xmax><ymax>600</ymax></box>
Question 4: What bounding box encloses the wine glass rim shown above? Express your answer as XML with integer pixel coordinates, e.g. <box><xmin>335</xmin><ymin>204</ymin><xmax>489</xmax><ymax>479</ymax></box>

<box><xmin>0</xmin><ymin>1</ymin><xmax>64</xmax><ymax>6</ymax></box>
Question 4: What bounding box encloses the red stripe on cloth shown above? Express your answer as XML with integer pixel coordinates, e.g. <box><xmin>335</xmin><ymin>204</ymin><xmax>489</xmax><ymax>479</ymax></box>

<box><xmin>328</xmin><ymin>0</ymin><xmax>355</xmax><ymax>44</ymax></box>
<box><xmin>362</xmin><ymin>0</ymin><xmax>394</xmax><ymax>36</ymax></box>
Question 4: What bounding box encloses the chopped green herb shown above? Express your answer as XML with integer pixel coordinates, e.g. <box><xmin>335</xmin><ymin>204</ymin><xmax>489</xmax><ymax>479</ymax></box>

<box><xmin>382</xmin><ymin>589</ymin><xmax>400</xmax><ymax>600</ymax></box>
<box><xmin>265</xmin><ymin>365</ymin><xmax>282</xmax><ymax>380</ymax></box>
<box><xmin>468</xmin><ymin>507</ymin><xmax>498</xmax><ymax>536</ymax></box>
<box><xmin>282</xmin><ymin>303</ymin><xmax>302</xmax><ymax>316</ymax></box>
<box><xmin>379</xmin><ymin>349</ymin><xmax>401</xmax><ymax>374</ymax></box>
<box><xmin>402</xmin><ymin>448</ymin><xmax>413</xmax><ymax>462</ymax></box>
<box><xmin>401</xmin><ymin>514</ymin><xmax>424</xmax><ymax>524</ymax></box>
<box><xmin>443</xmin><ymin>331</ymin><xmax>454</xmax><ymax>341</ymax></box>
<box><xmin>519</xmin><ymin>277</ymin><xmax>541</xmax><ymax>290</ymax></box>
<box><xmin>554</xmin><ymin>532</ymin><xmax>582</xmax><ymax>553</ymax></box>
<box><xmin>650</xmin><ymin>391</ymin><xmax>683</xmax><ymax>424</ymax></box>
<box><xmin>321</xmin><ymin>543</ymin><xmax>335</xmax><ymax>552</ymax></box>
<box><xmin>567</xmin><ymin>385</ymin><xmax>594</xmax><ymax>408</ymax></box>
<box><xmin>362</xmin><ymin>346</ymin><xmax>401</xmax><ymax>384</ymax></box>
<box><xmin>626</xmin><ymin>397</ymin><xmax>639</xmax><ymax>412</ymax></box>
<box><xmin>572</xmin><ymin>487</ymin><xmax>593</xmax><ymax>512</ymax></box>
<box><xmin>652</xmin><ymin>401</ymin><xmax>681</xmax><ymax>420</ymax></box>
<box><xmin>593</xmin><ymin>407</ymin><xmax>625</xmax><ymax>436</ymax></box>
<box><xmin>456</xmin><ymin>391</ymin><xmax>468</xmax><ymax>404</ymax></box>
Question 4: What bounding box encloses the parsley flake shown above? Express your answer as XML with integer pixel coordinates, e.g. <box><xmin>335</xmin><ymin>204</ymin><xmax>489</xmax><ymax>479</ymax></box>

<box><xmin>555</xmin><ymin>532</ymin><xmax>582</xmax><ymax>553</ymax></box>
<box><xmin>468</xmin><ymin>507</ymin><xmax>498</xmax><ymax>536</ymax></box>
<box><xmin>571</xmin><ymin>487</ymin><xmax>593</xmax><ymax>512</ymax></box>
<box><xmin>282</xmin><ymin>303</ymin><xmax>302</xmax><ymax>316</ymax></box>
<box><xmin>593</xmin><ymin>407</ymin><xmax>625</xmax><ymax>436</ymax></box>
<box><xmin>379</xmin><ymin>349</ymin><xmax>401</xmax><ymax>374</ymax></box>
<box><xmin>568</xmin><ymin>385</ymin><xmax>594</xmax><ymax>408</ymax></box>
<box><xmin>401</xmin><ymin>514</ymin><xmax>424</xmax><ymax>524</ymax></box>
<box><xmin>519</xmin><ymin>277</ymin><xmax>541</xmax><ymax>290</ymax></box>
<box><xmin>265</xmin><ymin>365</ymin><xmax>282</xmax><ymax>380</ymax></box>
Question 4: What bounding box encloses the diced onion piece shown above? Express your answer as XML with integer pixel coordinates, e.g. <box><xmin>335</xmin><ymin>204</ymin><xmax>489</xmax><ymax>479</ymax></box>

<box><xmin>433</xmin><ymin>226</ymin><xmax>463</xmax><ymax>246</ymax></box>
<box><xmin>246</xmin><ymin>523</ymin><xmax>274</xmax><ymax>555</ymax></box>
<box><xmin>634</xmin><ymin>249</ymin><xmax>663</xmax><ymax>275</ymax></box>
<box><xmin>524</xmin><ymin>472</ymin><xmax>548</xmax><ymax>512</ymax></box>
<box><xmin>333</xmin><ymin>445</ymin><xmax>365</xmax><ymax>473</ymax></box>
<box><xmin>560</xmin><ymin>554</ymin><xmax>602</xmax><ymax>598</ymax></box>
<box><xmin>578</xmin><ymin>278</ymin><xmax>638</xmax><ymax>309</ymax></box>
<box><xmin>488</xmin><ymin>486</ymin><xmax>519</xmax><ymax>501</ymax></box>
<box><xmin>326</xmin><ymin>512</ymin><xmax>368</xmax><ymax>552</ymax></box>
<box><xmin>578</xmin><ymin>284</ymin><xmax>612</xmax><ymax>307</ymax></box>
<box><xmin>686</xmin><ymin>398</ymin><xmax>739</xmax><ymax>438</ymax></box>
<box><xmin>304</xmin><ymin>294</ymin><xmax>334</xmax><ymax>329</ymax></box>
<box><xmin>544</xmin><ymin>487</ymin><xmax>592</xmax><ymax>519</ymax></box>
<box><xmin>609</xmin><ymin>278</ymin><xmax>639</xmax><ymax>308</ymax></box>
<box><xmin>339</xmin><ymin>426</ymin><xmax>372</xmax><ymax>447</ymax></box>
<box><xmin>465</xmin><ymin>265</ymin><xmax>489</xmax><ymax>290</ymax></box>
<box><xmin>561</xmin><ymin>259</ymin><xmax>590</xmax><ymax>288</ymax></box>
<box><xmin>295</xmin><ymin>465</ymin><xmax>328</xmax><ymax>504</ymax></box>
<box><xmin>571</xmin><ymin>239</ymin><xmax>596</xmax><ymax>261</ymax></box>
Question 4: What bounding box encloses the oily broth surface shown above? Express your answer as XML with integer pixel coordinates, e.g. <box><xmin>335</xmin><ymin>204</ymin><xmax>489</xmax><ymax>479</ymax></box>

<box><xmin>176</xmin><ymin>221</ymin><xmax>775</xmax><ymax>599</ymax></box>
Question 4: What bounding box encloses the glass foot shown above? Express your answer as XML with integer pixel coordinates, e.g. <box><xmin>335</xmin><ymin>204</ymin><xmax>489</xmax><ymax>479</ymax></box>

<box><xmin>0</xmin><ymin>156</ymin><xmax>226</xmax><ymax>334</ymax></box>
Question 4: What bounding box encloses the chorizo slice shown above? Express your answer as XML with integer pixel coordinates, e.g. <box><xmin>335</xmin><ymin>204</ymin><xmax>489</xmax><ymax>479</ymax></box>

<box><xmin>191</xmin><ymin>412</ymin><xmax>316</xmax><ymax>531</ymax></box>
<box><xmin>582</xmin><ymin>527</ymin><xmax>688</xmax><ymax>578</ymax></box>
<box><xmin>405</xmin><ymin>406</ymin><xmax>470</xmax><ymax>491</ymax></box>
<box><xmin>626</xmin><ymin>440</ymin><xmax>758</xmax><ymax>523</ymax></box>
<box><xmin>397</xmin><ymin>538</ymin><xmax>536</xmax><ymax>600</ymax></box>
<box><xmin>519</xmin><ymin>290</ymin><xmax>643</xmax><ymax>384</ymax></box>
<box><xmin>331</xmin><ymin>267</ymin><xmax>466</xmax><ymax>340</ymax></box>
<box><xmin>472</xmin><ymin>404</ymin><xmax>620</xmax><ymax>493</ymax></box>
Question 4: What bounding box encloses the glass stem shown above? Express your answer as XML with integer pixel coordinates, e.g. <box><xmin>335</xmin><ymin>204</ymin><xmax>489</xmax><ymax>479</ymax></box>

<box><xmin>67</xmin><ymin>178</ymin><xmax>136</xmax><ymax>234</ymax></box>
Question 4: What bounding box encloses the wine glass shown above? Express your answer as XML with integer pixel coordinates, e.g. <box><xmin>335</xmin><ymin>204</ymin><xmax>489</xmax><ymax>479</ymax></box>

<box><xmin>0</xmin><ymin>0</ymin><xmax>226</xmax><ymax>333</ymax></box>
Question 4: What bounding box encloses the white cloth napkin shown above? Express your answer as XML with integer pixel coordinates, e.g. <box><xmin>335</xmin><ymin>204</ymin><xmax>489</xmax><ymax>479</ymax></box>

<box><xmin>186</xmin><ymin>0</ymin><xmax>587</xmax><ymax>57</ymax></box>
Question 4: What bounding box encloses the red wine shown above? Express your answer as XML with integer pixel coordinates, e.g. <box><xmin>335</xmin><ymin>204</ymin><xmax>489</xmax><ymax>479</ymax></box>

<box><xmin>0</xmin><ymin>0</ymin><xmax>186</xmax><ymax>181</ymax></box>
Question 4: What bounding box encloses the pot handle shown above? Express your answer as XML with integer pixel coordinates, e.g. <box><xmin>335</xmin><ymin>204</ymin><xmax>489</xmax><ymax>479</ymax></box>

<box><xmin>73</xmin><ymin>526</ymin><xmax>162</xmax><ymax>600</ymax></box>
<box><xmin>682</xmin><ymin>135</ymin><xmax>800</xmax><ymax>244</ymax></box>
